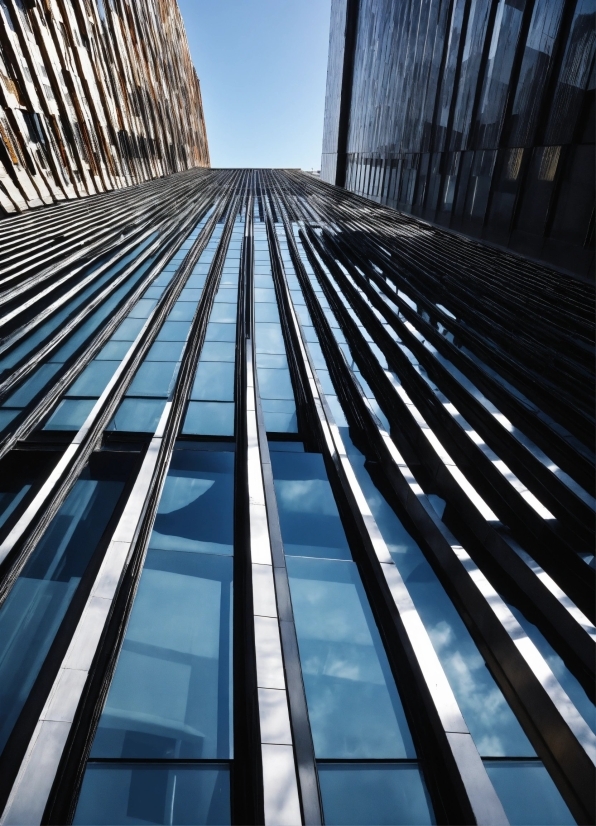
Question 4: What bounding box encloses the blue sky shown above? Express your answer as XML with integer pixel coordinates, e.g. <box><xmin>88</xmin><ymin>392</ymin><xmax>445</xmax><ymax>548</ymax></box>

<box><xmin>177</xmin><ymin>0</ymin><xmax>331</xmax><ymax>169</ymax></box>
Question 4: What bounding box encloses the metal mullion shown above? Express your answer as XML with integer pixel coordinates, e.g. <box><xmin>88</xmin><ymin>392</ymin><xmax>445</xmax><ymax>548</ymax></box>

<box><xmin>0</xmin><ymin>187</ymin><xmax>220</xmax><ymax>460</ymax></box>
<box><xmin>268</xmin><ymin>181</ymin><xmax>509</xmax><ymax>826</ymax></box>
<box><xmin>0</xmin><ymin>175</ymin><xmax>244</xmax><ymax>826</ymax></box>
<box><xmin>252</xmin><ymin>173</ymin><xmax>323</xmax><ymax>826</ymax></box>
<box><xmin>0</xmin><ymin>186</ymin><xmax>231</xmax><ymax>595</ymax></box>
<box><xmin>299</xmin><ymin>227</ymin><xmax>596</xmax><ymax>623</ymax></box>
<box><xmin>0</xmin><ymin>169</ymin><xmax>216</xmax><ymax>308</ymax></box>
<box><xmin>0</xmin><ymin>174</ymin><xmax>222</xmax><ymax>373</ymax></box>
<box><xmin>282</xmin><ymin>193</ymin><xmax>595</xmax><ymax>823</ymax></box>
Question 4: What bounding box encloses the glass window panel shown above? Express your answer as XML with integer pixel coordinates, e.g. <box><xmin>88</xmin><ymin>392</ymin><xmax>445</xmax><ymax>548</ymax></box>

<box><xmin>191</xmin><ymin>362</ymin><xmax>235</xmax><ymax>402</ymax></box>
<box><xmin>255</xmin><ymin>304</ymin><xmax>280</xmax><ymax>323</ymax></box>
<box><xmin>255</xmin><ymin>324</ymin><xmax>285</xmax><ymax>354</ymax></box>
<box><xmin>183</xmin><ymin>402</ymin><xmax>235</xmax><ymax>437</ymax></box>
<box><xmin>254</xmin><ymin>273</ymin><xmax>273</xmax><ymax>287</ymax></box>
<box><xmin>215</xmin><ymin>289</ymin><xmax>237</xmax><ymax>303</ymax></box>
<box><xmin>256</xmin><ymin>353</ymin><xmax>288</xmax><ymax>369</ymax></box>
<box><xmin>111</xmin><ymin>318</ymin><xmax>146</xmax><ymax>341</ymax></box>
<box><xmin>200</xmin><ymin>342</ymin><xmax>236</xmax><ymax>363</ymax></box>
<box><xmin>206</xmin><ymin>323</ymin><xmax>236</xmax><ymax>342</ymax></box>
<box><xmin>484</xmin><ymin>761</ymin><xmax>574</xmax><ymax>825</ymax></box>
<box><xmin>144</xmin><ymin>286</ymin><xmax>166</xmax><ymax>300</ymax></box>
<box><xmin>44</xmin><ymin>399</ymin><xmax>96</xmax><ymax>431</ymax></box>
<box><xmin>317</xmin><ymin>763</ymin><xmax>433</xmax><ymax>826</ymax></box>
<box><xmin>0</xmin><ymin>471</ymin><xmax>124</xmax><ymax>753</ymax></box>
<box><xmin>107</xmin><ymin>399</ymin><xmax>166</xmax><ymax>433</ymax></box>
<box><xmin>74</xmin><ymin>763</ymin><xmax>230</xmax><ymax>826</ymax></box>
<box><xmin>342</xmin><ymin>429</ymin><xmax>534</xmax><ymax>757</ymax></box>
<box><xmin>2</xmin><ymin>363</ymin><xmax>61</xmax><ymax>408</ymax></box>
<box><xmin>67</xmin><ymin>361</ymin><xmax>120</xmax><ymax>398</ymax></box>
<box><xmin>262</xmin><ymin>400</ymin><xmax>298</xmax><ymax>433</ymax></box>
<box><xmin>210</xmin><ymin>305</ymin><xmax>237</xmax><ymax>324</ymax></box>
<box><xmin>186</xmin><ymin>275</ymin><xmax>206</xmax><ymax>289</ymax></box>
<box><xmin>168</xmin><ymin>303</ymin><xmax>197</xmax><ymax>322</ymax></box>
<box><xmin>95</xmin><ymin>341</ymin><xmax>130</xmax><ymax>360</ymax></box>
<box><xmin>126</xmin><ymin>362</ymin><xmax>179</xmax><ymax>399</ymax></box>
<box><xmin>156</xmin><ymin>321</ymin><xmax>192</xmax><ymax>342</ymax></box>
<box><xmin>271</xmin><ymin>451</ymin><xmax>351</xmax><ymax>559</ymax></box>
<box><xmin>146</xmin><ymin>341</ymin><xmax>186</xmax><ymax>362</ymax></box>
<box><xmin>257</xmin><ymin>367</ymin><xmax>294</xmax><ymax>400</ymax></box>
<box><xmin>0</xmin><ymin>409</ymin><xmax>20</xmax><ymax>431</ymax></box>
<box><xmin>149</xmin><ymin>449</ymin><xmax>235</xmax><ymax>557</ymax></box>
<box><xmin>255</xmin><ymin>288</ymin><xmax>276</xmax><ymax>303</ymax></box>
<box><xmin>128</xmin><ymin>299</ymin><xmax>158</xmax><ymax>319</ymax></box>
<box><xmin>91</xmin><ymin>551</ymin><xmax>232</xmax><ymax>759</ymax></box>
<box><xmin>286</xmin><ymin>556</ymin><xmax>415</xmax><ymax>758</ymax></box>
<box><xmin>179</xmin><ymin>288</ymin><xmax>203</xmax><ymax>302</ymax></box>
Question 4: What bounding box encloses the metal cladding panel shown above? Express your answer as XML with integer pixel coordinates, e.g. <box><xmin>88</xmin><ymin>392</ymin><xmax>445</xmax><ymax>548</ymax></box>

<box><xmin>0</xmin><ymin>0</ymin><xmax>209</xmax><ymax>214</ymax></box>
<box><xmin>321</xmin><ymin>0</ymin><xmax>595</xmax><ymax>279</ymax></box>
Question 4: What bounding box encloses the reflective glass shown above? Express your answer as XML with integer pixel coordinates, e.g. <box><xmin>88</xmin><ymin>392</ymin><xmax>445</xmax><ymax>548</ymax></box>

<box><xmin>0</xmin><ymin>409</ymin><xmax>20</xmax><ymax>431</ymax></box>
<box><xmin>91</xmin><ymin>551</ymin><xmax>233</xmax><ymax>759</ymax></box>
<box><xmin>200</xmin><ymin>342</ymin><xmax>236</xmax><ymax>363</ymax></box>
<box><xmin>191</xmin><ymin>363</ymin><xmax>235</xmax><ymax>402</ymax></box>
<box><xmin>255</xmin><ymin>303</ymin><xmax>280</xmax><ymax>322</ymax></box>
<box><xmin>156</xmin><ymin>321</ymin><xmax>192</xmax><ymax>342</ymax></box>
<box><xmin>255</xmin><ymin>324</ymin><xmax>285</xmax><ymax>353</ymax></box>
<box><xmin>128</xmin><ymin>299</ymin><xmax>158</xmax><ymax>318</ymax></box>
<box><xmin>95</xmin><ymin>341</ymin><xmax>130</xmax><ymax>360</ymax></box>
<box><xmin>257</xmin><ymin>368</ymin><xmax>294</xmax><ymax>400</ymax></box>
<box><xmin>341</xmin><ymin>429</ymin><xmax>534</xmax><ymax>757</ymax></box>
<box><xmin>271</xmin><ymin>451</ymin><xmax>351</xmax><ymax>559</ymax></box>
<box><xmin>210</xmin><ymin>305</ymin><xmax>236</xmax><ymax>324</ymax></box>
<box><xmin>169</xmin><ymin>303</ymin><xmax>197</xmax><ymax>322</ymax></box>
<box><xmin>146</xmin><ymin>341</ymin><xmax>186</xmax><ymax>362</ymax></box>
<box><xmin>126</xmin><ymin>361</ymin><xmax>179</xmax><ymax>398</ymax></box>
<box><xmin>484</xmin><ymin>761</ymin><xmax>574</xmax><ymax>825</ymax></box>
<box><xmin>74</xmin><ymin>763</ymin><xmax>230</xmax><ymax>826</ymax></box>
<box><xmin>111</xmin><ymin>318</ymin><xmax>146</xmax><ymax>341</ymax></box>
<box><xmin>317</xmin><ymin>763</ymin><xmax>433</xmax><ymax>826</ymax></box>
<box><xmin>107</xmin><ymin>399</ymin><xmax>166</xmax><ymax>432</ymax></box>
<box><xmin>183</xmin><ymin>402</ymin><xmax>235</xmax><ymax>437</ymax></box>
<box><xmin>149</xmin><ymin>450</ymin><xmax>235</xmax><ymax>556</ymax></box>
<box><xmin>205</xmin><ymin>323</ymin><xmax>236</xmax><ymax>342</ymax></box>
<box><xmin>44</xmin><ymin>398</ymin><xmax>96</xmax><ymax>431</ymax></box>
<box><xmin>0</xmin><ymin>470</ymin><xmax>124</xmax><ymax>754</ymax></box>
<box><xmin>2</xmin><ymin>363</ymin><xmax>61</xmax><ymax>408</ymax></box>
<box><xmin>262</xmin><ymin>399</ymin><xmax>298</xmax><ymax>433</ymax></box>
<box><xmin>67</xmin><ymin>361</ymin><xmax>120</xmax><ymax>397</ymax></box>
<box><xmin>286</xmin><ymin>555</ymin><xmax>415</xmax><ymax>758</ymax></box>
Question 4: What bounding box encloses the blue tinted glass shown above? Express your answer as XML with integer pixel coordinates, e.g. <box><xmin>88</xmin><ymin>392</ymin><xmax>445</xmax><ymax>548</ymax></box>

<box><xmin>484</xmin><ymin>761</ymin><xmax>574</xmax><ymax>825</ymax></box>
<box><xmin>0</xmin><ymin>409</ymin><xmax>20</xmax><ymax>431</ymax></box>
<box><xmin>44</xmin><ymin>399</ymin><xmax>96</xmax><ymax>431</ymax></box>
<box><xmin>205</xmin><ymin>323</ymin><xmax>236</xmax><ymax>342</ymax></box>
<box><xmin>256</xmin><ymin>354</ymin><xmax>288</xmax><ymax>369</ymax></box>
<box><xmin>91</xmin><ymin>551</ymin><xmax>232</xmax><ymax>759</ymax></box>
<box><xmin>257</xmin><ymin>368</ymin><xmax>294</xmax><ymax>400</ymax></box>
<box><xmin>210</xmin><ymin>305</ymin><xmax>236</xmax><ymax>324</ymax></box>
<box><xmin>255</xmin><ymin>324</ymin><xmax>285</xmax><ymax>353</ymax></box>
<box><xmin>191</xmin><ymin>362</ymin><xmax>235</xmax><ymax>402</ymax></box>
<box><xmin>74</xmin><ymin>763</ymin><xmax>230</xmax><ymax>825</ymax></box>
<box><xmin>128</xmin><ymin>299</ymin><xmax>158</xmax><ymax>318</ymax></box>
<box><xmin>341</xmin><ymin>429</ymin><xmax>535</xmax><ymax>758</ymax></box>
<box><xmin>150</xmin><ymin>449</ymin><xmax>234</xmax><ymax>556</ymax></box>
<box><xmin>107</xmin><ymin>399</ymin><xmax>166</xmax><ymax>432</ymax></box>
<box><xmin>169</xmin><ymin>303</ymin><xmax>197</xmax><ymax>322</ymax></box>
<box><xmin>286</xmin><ymin>555</ymin><xmax>415</xmax><ymax>758</ymax></box>
<box><xmin>255</xmin><ymin>304</ymin><xmax>280</xmax><ymax>322</ymax></box>
<box><xmin>0</xmin><ymin>485</ymin><xmax>31</xmax><ymax>530</ymax></box>
<box><xmin>262</xmin><ymin>401</ymin><xmax>298</xmax><ymax>433</ymax></box>
<box><xmin>95</xmin><ymin>341</ymin><xmax>130</xmax><ymax>360</ymax></box>
<box><xmin>183</xmin><ymin>402</ymin><xmax>235</xmax><ymax>437</ymax></box>
<box><xmin>255</xmin><ymin>288</ymin><xmax>276</xmax><ymax>302</ymax></box>
<box><xmin>2</xmin><ymin>363</ymin><xmax>61</xmax><ymax>408</ymax></box>
<box><xmin>200</xmin><ymin>342</ymin><xmax>236</xmax><ymax>362</ymax></box>
<box><xmin>0</xmin><ymin>473</ymin><xmax>123</xmax><ymax>753</ymax></box>
<box><xmin>67</xmin><ymin>361</ymin><xmax>120</xmax><ymax>398</ymax></box>
<box><xmin>146</xmin><ymin>341</ymin><xmax>186</xmax><ymax>362</ymax></box>
<box><xmin>318</xmin><ymin>763</ymin><xmax>433</xmax><ymax>826</ymax></box>
<box><xmin>179</xmin><ymin>288</ymin><xmax>203</xmax><ymax>302</ymax></box>
<box><xmin>126</xmin><ymin>361</ymin><xmax>179</xmax><ymax>398</ymax></box>
<box><xmin>271</xmin><ymin>451</ymin><xmax>351</xmax><ymax>559</ymax></box>
<box><xmin>111</xmin><ymin>318</ymin><xmax>146</xmax><ymax>341</ymax></box>
<box><xmin>157</xmin><ymin>321</ymin><xmax>192</xmax><ymax>342</ymax></box>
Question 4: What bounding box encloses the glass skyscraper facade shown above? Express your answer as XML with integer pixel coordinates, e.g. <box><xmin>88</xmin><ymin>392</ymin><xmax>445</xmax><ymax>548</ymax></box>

<box><xmin>0</xmin><ymin>168</ymin><xmax>593</xmax><ymax>825</ymax></box>
<box><xmin>321</xmin><ymin>0</ymin><xmax>595</xmax><ymax>278</ymax></box>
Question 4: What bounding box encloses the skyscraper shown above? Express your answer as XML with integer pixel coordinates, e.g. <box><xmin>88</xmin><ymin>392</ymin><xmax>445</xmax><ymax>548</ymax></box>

<box><xmin>0</xmin><ymin>168</ymin><xmax>593</xmax><ymax>826</ymax></box>
<box><xmin>321</xmin><ymin>0</ymin><xmax>595</xmax><ymax>278</ymax></box>
<box><xmin>0</xmin><ymin>0</ymin><xmax>209</xmax><ymax>213</ymax></box>
<box><xmin>0</xmin><ymin>1</ymin><xmax>594</xmax><ymax>825</ymax></box>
